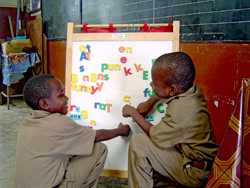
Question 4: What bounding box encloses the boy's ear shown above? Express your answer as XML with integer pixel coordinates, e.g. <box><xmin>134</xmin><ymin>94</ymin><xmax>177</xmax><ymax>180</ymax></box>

<box><xmin>38</xmin><ymin>99</ymin><xmax>50</xmax><ymax>110</ymax></box>
<box><xmin>169</xmin><ymin>85</ymin><xmax>178</xmax><ymax>96</ymax></box>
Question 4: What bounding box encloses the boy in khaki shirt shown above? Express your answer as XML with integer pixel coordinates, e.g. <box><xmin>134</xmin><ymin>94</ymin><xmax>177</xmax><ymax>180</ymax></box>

<box><xmin>15</xmin><ymin>74</ymin><xmax>130</xmax><ymax>188</ymax></box>
<box><xmin>123</xmin><ymin>52</ymin><xmax>219</xmax><ymax>187</ymax></box>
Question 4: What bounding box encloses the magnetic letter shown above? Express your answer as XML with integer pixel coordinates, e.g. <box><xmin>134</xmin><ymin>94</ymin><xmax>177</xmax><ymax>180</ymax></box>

<box><xmin>124</xmin><ymin>67</ymin><xmax>132</xmax><ymax>76</ymax></box>
<box><xmin>90</xmin><ymin>120</ymin><xmax>96</xmax><ymax>125</ymax></box>
<box><xmin>120</xmin><ymin>57</ymin><xmax>127</xmax><ymax>63</ymax></box>
<box><xmin>101</xmin><ymin>64</ymin><xmax>108</xmax><ymax>72</ymax></box>
<box><xmin>82</xmin><ymin>75</ymin><xmax>89</xmax><ymax>82</ymax></box>
<box><xmin>106</xmin><ymin>103</ymin><xmax>112</xmax><ymax>112</ymax></box>
<box><xmin>70</xmin><ymin>114</ymin><xmax>81</xmax><ymax>120</ymax></box>
<box><xmin>94</xmin><ymin>102</ymin><xmax>100</xmax><ymax>109</ymax></box>
<box><xmin>76</xmin><ymin>106</ymin><xmax>80</xmax><ymax>112</ymax></box>
<box><xmin>146</xmin><ymin>115</ymin><xmax>154</xmax><ymax>121</ymax></box>
<box><xmin>79</xmin><ymin>45</ymin><xmax>86</xmax><ymax>52</ymax></box>
<box><xmin>99</xmin><ymin>104</ymin><xmax>106</xmax><ymax>110</ymax></box>
<box><xmin>157</xmin><ymin>103</ymin><xmax>165</xmax><ymax>113</ymax></box>
<box><xmin>114</xmin><ymin>64</ymin><xmax>121</xmax><ymax>70</ymax></box>
<box><xmin>86</xmin><ymin>45</ymin><xmax>91</xmax><ymax>52</ymax></box>
<box><xmin>148</xmin><ymin>90</ymin><xmax>155</xmax><ymax>97</ymax></box>
<box><xmin>79</xmin><ymin>66</ymin><xmax>85</xmax><ymax>72</ymax></box>
<box><xmin>119</xmin><ymin>46</ymin><xmax>125</xmax><ymax>53</ymax></box>
<box><xmin>96</xmin><ymin>82</ymin><xmax>104</xmax><ymax>91</ymax></box>
<box><xmin>81</xmin><ymin>110</ymin><xmax>88</xmax><ymax>119</ymax></box>
<box><xmin>91</xmin><ymin>86</ymin><xmax>98</xmax><ymax>95</ymax></box>
<box><xmin>71</xmin><ymin>73</ymin><xmax>78</xmax><ymax>82</ymax></box>
<box><xmin>104</xmin><ymin>74</ymin><xmax>109</xmax><ymax>80</ymax></box>
<box><xmin>91</xmin><ymin>73</ymin><xmax>97</xmax><ymax>82</ymax></box>
<box><xmin>143</xmin><ymin>71</ymin><xmax>148</xmax><ymax>80</ymax></box>
<box><xmin>134</xmin><ymin>63</ymin><xmax>143</xmax><ymax>72</ymax></box>
<box><xmin>143</xmin><ymin>88</ymin><xmax>148</xmax><ymax>97</ymax></box>
<box><xmin>126</xmin><ymin>46</ymin><xmax>132</xmax><ymax>53</ymax></box>
<box><xmin>123</xmin><ymin>95</ymin><xmax>130</xmax><ymax>102</ymax></box>
<box><xmin>80</xmin><ymin>52</ymin><xmax>88</xmax><ymax>61</ymax></box>
<box><xmin>71</xmin><ymin>82</ymin><xmax>77</xmax><ymax>90</ymax></box>
<box><xmin>85</xmin><ymin>51</ymin><xmax>91</xmax><ymax>60</ymax></box>
<box><xmin>70</xmin><ymin>105</ymin><xmax>76</xmax><ymax>111</ymax></box>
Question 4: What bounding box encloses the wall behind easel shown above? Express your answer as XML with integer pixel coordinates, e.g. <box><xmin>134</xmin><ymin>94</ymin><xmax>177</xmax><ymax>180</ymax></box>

<box><xmin>43</xmin><ymin>0</ymin><xmax>250</xmax><ymax>41</ymax></box>
<box><xmin>42</xmin><ymin>0</ymin><xmax>250</xmax><ymax>144</ymax></box>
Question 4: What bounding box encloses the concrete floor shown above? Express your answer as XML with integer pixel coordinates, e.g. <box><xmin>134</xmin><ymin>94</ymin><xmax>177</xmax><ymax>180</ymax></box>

<box><xmin>0</xmin><ymin>98</ymin><xmax>128</xmax><ymax>188</ymax></box>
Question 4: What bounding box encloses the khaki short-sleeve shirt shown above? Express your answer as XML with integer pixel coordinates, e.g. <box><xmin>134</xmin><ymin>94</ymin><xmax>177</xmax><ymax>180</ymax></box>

<box><xmin>15</xmin><ymin>110</ymin><xmax>96</xmax><ymax>188</ymax></box>
<box><xmin>149</xmin><ymin>84</ymin><xmax>219</xmax><ymax>162</ymax></box>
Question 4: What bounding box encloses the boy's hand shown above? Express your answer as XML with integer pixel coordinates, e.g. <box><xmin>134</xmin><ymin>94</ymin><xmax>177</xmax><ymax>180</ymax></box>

<box><xmin>136</xmin><ymin>101</ymin><xmax>152</xmax><ymax>117</ymax></box>
<box><xmin>122</xmin><ymin>104</ymin><xmax>136</xmax><ymax>117</ymax></box>
<box><xmin>118</xmin><ymin>123</ymin><xmax>131</xmax><ymax>137</ymax></box>
<box><xmin>136</xmin><ymin>95</ymin><xmax>158</xmax><ymax>117</ymax></box>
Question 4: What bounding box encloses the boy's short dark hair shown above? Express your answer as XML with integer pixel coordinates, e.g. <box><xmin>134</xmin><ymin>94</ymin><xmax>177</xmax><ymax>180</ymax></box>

<box><xmin>23</xmin><ymin>74</ymin><xmax>55</xmax><ymax>110</ymax></box>
<box><xmin>155</xmin><ymin>52</ymin><xmax>196</xmax><ymax>92</ymax></box>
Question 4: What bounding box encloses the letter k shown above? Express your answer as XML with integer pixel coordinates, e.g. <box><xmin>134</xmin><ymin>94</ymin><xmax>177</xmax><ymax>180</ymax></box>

<box><xmin>124</xmin><ymin>67</ymin><xmax>132</xmax><ymax>76</ymax></box>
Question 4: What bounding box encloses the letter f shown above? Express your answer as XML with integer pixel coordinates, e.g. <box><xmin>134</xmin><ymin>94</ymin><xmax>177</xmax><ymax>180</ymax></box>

<box><xmin>143</xmin><ymin>88</ymin><xmax>148</xmax><ymax>97</ymax></box>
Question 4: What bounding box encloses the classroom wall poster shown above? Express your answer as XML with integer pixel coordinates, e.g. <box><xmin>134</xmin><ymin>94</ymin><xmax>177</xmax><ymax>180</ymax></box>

<box><xmin>26</xmin><ymin>0</ymin><xmax>41</xmax><ymax>12</ymax></box>
<box><xmin>70</xmin><ymin>40</ymin><xmax>172</xmax><ymax>170</ymax></box>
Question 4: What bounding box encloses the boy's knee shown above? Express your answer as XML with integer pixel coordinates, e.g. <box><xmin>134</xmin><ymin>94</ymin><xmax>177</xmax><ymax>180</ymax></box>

<box><xmin>129</xmin><ymin>133</ymin><xmax>147</xmax><ymax>150</ymax></box>
<box><xmin>95</xmin><ymin>142</ymin><xmax>107</xmax><ymax>152</ymax></box>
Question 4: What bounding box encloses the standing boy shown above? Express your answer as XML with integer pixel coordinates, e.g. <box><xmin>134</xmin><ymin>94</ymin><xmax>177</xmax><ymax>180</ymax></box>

<box><xmin>15</xmin><ymin>74</ymin><xmax>130</xmax><ymax>188</ymax></box>
<box><xmin>122</xmin><ymin>52</ymin><xmax>219</xmax><ymax>187</ymax></box>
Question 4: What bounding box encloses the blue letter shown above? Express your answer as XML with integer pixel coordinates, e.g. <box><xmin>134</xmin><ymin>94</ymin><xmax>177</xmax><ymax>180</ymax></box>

<box><xmin>143</xmin><ymin>88</ymin><xmax>148</xmax><ymax>97</ymax></box>
<box><xmin>79</xmin><ymin>66</ymin><xmax>84</xmax><ymax>72</ymax></box>
<box><xmin>80</xmin><ymin>52</ymin><xmax>88</xmax><ymax>61</ymax></box>
<box><xmin>86</xmin><ymin>44</ymin><xmax>91</xmax><ymax>52</ymax></box>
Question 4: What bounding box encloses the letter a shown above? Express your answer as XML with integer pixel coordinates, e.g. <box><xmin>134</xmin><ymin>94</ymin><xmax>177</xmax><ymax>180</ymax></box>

<box><xmin>80</xmin><ymin>52</ymin><xmax>88</xmax><ymax>61</ymax></box>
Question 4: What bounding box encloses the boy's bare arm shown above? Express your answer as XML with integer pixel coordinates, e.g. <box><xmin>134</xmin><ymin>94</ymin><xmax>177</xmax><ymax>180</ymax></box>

<box><xmin>94</xmin><ymin>123</ymin><xmax>130</xmax><ymax>142</ymax></box>
<box><xmin>137</xmin><ymin>95</ymin><xmax>158</xmax><ymax>116</ymax></box>
<box><xmin>122</xmin><ymin>105</ymin><xmax>153</xmax><ymax>137</ymax></box>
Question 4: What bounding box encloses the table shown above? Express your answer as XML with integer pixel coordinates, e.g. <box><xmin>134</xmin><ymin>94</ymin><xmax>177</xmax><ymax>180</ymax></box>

<box><xmin>1</xmin><ymin>53</ymin><xmax>40</xmax><ymax>109</ymax></box>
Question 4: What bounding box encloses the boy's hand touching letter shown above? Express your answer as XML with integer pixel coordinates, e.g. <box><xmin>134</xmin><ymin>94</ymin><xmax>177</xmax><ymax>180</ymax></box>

<box><xmin>122</xmin><ymin>104</ymin><xmax>136</xmax><ymax>117</ymax></box>
<box><xmin>118</xmin><ymin>122</ymin><xmax>131</xmax><ymax>137</ymax></box>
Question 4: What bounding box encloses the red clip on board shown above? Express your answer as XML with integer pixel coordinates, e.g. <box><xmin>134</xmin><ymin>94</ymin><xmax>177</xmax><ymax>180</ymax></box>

<box><xmin>140</xmin><ymin>23</ymin><xmax>173</xmax><ymax>32</ymax></box>
<box><xmin>81</xmin><ymin>23</ymin><xmax>117</xmax><ymax>33</ymax></box>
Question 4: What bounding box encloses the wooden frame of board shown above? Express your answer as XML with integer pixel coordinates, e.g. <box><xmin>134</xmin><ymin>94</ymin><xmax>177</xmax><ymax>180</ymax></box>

<box><xmin>65</xmin><ymin>21</ymin><xmax>180</xmax><ymax>178</ymax></box>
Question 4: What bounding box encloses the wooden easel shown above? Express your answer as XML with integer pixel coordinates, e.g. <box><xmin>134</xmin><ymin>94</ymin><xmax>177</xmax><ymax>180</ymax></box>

<box><xmin>65</xmin><ymin>21</ymin><xmax>180</xmax><ymax>178</ymax></box>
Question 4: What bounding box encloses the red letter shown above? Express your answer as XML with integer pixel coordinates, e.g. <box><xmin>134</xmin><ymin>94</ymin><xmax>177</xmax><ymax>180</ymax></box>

<box><xmin>120</xmin><ymin>57</ymin><xmax>127</xmax><ymax>63</ymax></box>
<box><xmin>124</xmin><ymin>67</ymin><xmax>132</xmax><ymax>76</ymax></box>
<box><xmin>70</xmin><ymin>105</ymin><xmax>76</xmax><ymax>111</ymax></box>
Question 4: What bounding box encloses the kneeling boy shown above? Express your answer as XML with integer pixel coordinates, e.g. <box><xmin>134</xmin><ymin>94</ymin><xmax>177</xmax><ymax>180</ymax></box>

<box><xmin>15</xmin><ymin>74</ymin><xmax>130</xmax><ymax>188</ymax></box>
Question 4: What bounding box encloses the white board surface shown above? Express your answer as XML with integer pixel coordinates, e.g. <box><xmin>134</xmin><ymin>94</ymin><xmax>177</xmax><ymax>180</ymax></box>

<box><xmin>69</xmin><ymin>40</ymin><xmax>172</xmax><ymax>170</ymax></box>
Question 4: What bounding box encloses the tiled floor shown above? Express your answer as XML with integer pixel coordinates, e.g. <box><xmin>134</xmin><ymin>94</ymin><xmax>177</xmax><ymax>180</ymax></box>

<box><xmin>0</xmin><ymin>98</ymin><xmax>128</xmax><ymax>188</ymax></box>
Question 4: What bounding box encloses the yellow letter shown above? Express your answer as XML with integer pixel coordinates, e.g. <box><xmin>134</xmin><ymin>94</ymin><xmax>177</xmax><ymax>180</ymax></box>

<box><xmin>79</xmin><ymin>45</ymin><xmax>86</xmax><ymax>52</ymax></box>
<box><xmin>90</xmin><ymin>120</ymin><xmax>96</xmax><ymax>125</ymax></box>
<box><xmin>123</xmin><ymin>95</ymin><xmax>130</xmax><ymax>102</ymax></box>
<box><xmin>114</xmin><ymin>64</ymin><xmax>121</xmax><ymax>71</ymax></box>
<box><xmin>91</xmin><ymin>73</ymin><xmax>97</xmax><ymax>82</ymax></box>
<box><xmin>126</xmin><ymin>46</ymin><xmax>132</xmax><ymax>53</ymax></box>
<box><xmin>71</xmin><ymin>73</ymin><xmax>78</xmax><ymax>82</ymax></box>
<box><xmin>81</xmin><ymin>110</ymin><xmax>88</xmax><ymax>119</ymax></box>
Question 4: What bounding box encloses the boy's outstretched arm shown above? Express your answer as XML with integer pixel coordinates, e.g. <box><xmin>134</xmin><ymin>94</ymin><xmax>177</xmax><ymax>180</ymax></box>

<box><xmin>122</xmin><ymin>105</ymin><xmax>153</xmax><ymax>137</ymax></box>
<box><xmin>94</xmin><ymin>123</ymin><xmax>130</xmax><ymax>142</ymax></box>
<box><xmin>137</xmin><ymin>95</ymin><xmax>158</xmax><ymax>117</ymax></box>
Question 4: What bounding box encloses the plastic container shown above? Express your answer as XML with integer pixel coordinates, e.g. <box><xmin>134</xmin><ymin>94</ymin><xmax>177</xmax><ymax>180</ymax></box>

<box><xmin>7</xmin><ymin>36</ymin><xmax>27</xmax><ymax>41</ymax></box>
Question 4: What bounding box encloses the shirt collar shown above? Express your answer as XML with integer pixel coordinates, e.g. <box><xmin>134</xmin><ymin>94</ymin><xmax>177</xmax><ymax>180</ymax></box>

<box><xmin>165</xmin><ymin>84</ymin><xmax>196</xmax><ymax>104</ymax></box>
<box><xmin>31</xmin><ymin>110</ymin><xmax>51</xmax><ymax>118</ymax></box>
